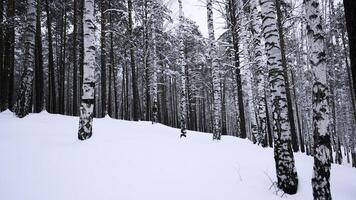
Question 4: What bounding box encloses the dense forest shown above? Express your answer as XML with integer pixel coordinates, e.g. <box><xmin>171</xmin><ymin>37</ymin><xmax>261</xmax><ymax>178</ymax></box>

<box><xmin>0</xmin><ymin>0</ymin><xmax>355</xmax><ymax>199</ymax></box>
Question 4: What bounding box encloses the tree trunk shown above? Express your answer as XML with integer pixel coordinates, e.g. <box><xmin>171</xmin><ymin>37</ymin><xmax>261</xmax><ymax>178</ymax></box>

<box><xmin>128</xmin><ymin>0</ymin><xmax>141</xmax><ymax>121</ymax></box>
<box><xmin>275</xmin><ymin>0</ymin><xmax>299</xmax><ymax>152</ymax></box>
<box><xmin>45</xmin><ymin>0</ymin><xmax>56</xmax><ymax>113</ymax></box>
<box><xmin>78</xmin><ymin>0</ymin><xmax>96</xmax><ymax>140</ymax></box>
<box><xmin>15</xmin><ymin>0</ymin><xmax>36</xmax><ymax>118</ymax></box>
<box><xmin>207</xmin><ymin>0</ymin><xmax>221</xmax><ymax>140</ymax></box>
<box><xmin>227</xmin><ymin>0</ymin><xmax>246</xmax><ymax>139</ymax></box>
<box><xmin>304</xmin><ymin>0</ymin><xmax>332</xmax><ymax>199</ymax></box>
<box><xmin>3</xmin><ymin>0</ymin><xmax>15</xmax><ymax>111</ymax></box>
<box><xmin>151</xmin><ymin>6</ymin><xmax>158</xmax><ymax>124</ymax></box>
<box><xmin>100</xmin><ymin>0</ymin><xmax>107</xmax><ymax>117</ymax></box>
<box><xmin>0</xmin><ymin>0</ymin><xmax>3</xmax><ymax>111</ymax></box>
<box><xmin>72</xmin><ymin>0</ymin><xmax>79</xmax><ymax>116</ymax></box>
<box><xmin>178</xmin><ymin>0</ymin><xmax>187</xmax><ymax>137</ymax></box>
<box><xmin>34</xmin><ymin>0</ymin><xmax>44</xmax><ymax>113</ymax></box>
<box><xmin>260</xmin><ymin>0</ymin><xmax>298</xmax><ymax>194</ymax></box>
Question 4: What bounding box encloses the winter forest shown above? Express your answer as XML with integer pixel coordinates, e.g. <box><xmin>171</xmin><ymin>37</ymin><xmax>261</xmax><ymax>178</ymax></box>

<box><xmin>0</xmin><ymin>0</ymin><xmax>355</xmax><ymax>199</ymax></box>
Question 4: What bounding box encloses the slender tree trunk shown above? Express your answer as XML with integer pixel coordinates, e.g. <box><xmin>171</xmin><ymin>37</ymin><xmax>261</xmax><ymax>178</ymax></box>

<box><xmin>78</xmin><ymin>0</ymin><xmax>96</xmax><ymax>140</ymax></box>
<box><xmin>275</xmin><ymin>0</ymin><xmax>299</xmax><ymax>152</ymax></box>
<box><xmin>249</xmin><ymin>0</ymin><xmax>268</xmax><ymax>145</ymax></box>
<box><xmin>128</xmin><ymin>0</ymin><xmax>141</xmax><ymax>121</ymax></box>
<box><xmin>3</xmin><ymin>0</ymin><xmax>15</xmax><ymax>111</ymax></box>
<box><xmin>178</xmin><ymin>0</ymin><xmax>187</xmax><ymax>137</ymax></box>
<box><xmin>305</xmin><ymin>0</ymin><xmax>332</xmax><ymax>199</ymax></box>
<box><xmin>45</xmin><ymin>0</ymin><xmax>56</xmax><ymax>113</ymax></box>
<box><xmin>207</xmin><ymin>0</ymin><xmax>221</xmax><ymax>140</ymax></box>
<box><xmin>15</xmin><ymin>0</ymin><xmax>36</xmax><ymax>118</ymax></box>
<box><xmin>260</xmin><ymin>0</ymin><xmax>298</xmax><ymax>194</ymax></box>
<box><xmin>72</xmin><ymin>0</ymin><xmax>79</xmax><ymax>116</ymax></box>
<box><xmin>343</xmin><ymin>0</ymin><xmax>356</xmax><ymax>98</ymax></box>
<box><xmin>227</xmin><ymin>0</ymin><xmax>246</xmax><ymax>138</ymax></box>
<box><xmin>343</xmin><ymin>0</ymin><xmax>356</xmax><ymax>168</ymax></box>
<box><xmin>0</xmin><ymin>0</ymin><xmax>4</xmax><ymax>110</ymax></box>
<box><xmin>34</xmin><ymin>0</ymin><xmax>44</xmax><ymax>113</ymax></box>
<box><xmin>100</xmin><ymin>0</ymin><xmax>107</xmax><ymax>117</ymax></box>
<box><xmin>151</xmin><ymin>5</ymin><xmax>158</xmax><ymax>124</ymax></box>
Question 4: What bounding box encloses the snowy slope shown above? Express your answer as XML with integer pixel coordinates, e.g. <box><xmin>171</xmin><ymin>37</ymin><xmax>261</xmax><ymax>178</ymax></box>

<box><xmin>0</xmin><ymin>110</ymin><xmax>355</xmax><ymax>200</ymax></box>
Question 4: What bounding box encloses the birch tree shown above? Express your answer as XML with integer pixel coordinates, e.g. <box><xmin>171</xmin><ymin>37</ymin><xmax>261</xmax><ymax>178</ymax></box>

<box><xmin>78</xmin><ymin>0</ymin><xmax>96</xmax><ymax>140</ymax></box>
<box><xmin>14</xmin><ymin>0</ymin><xmax>36</xmax><ymax>118</ymax></box>
<box><xmin>207</xmin><ymin>0</ymin><xmax>222</xmax><ymax>140</ymax></box>
<box><xmin>260</xmin><ymin>0</ymin><xmax>298</xmax><ymax>194</ymax></box>
<box><xmin>250</xmin><ymin>0</ymin><xmax>267</xmax><ymax>146</ymax></box>
<box><xmin>304</xmin><ymin>0</ymin><xmax>332</xmax><ymax>198</ymax></box>
<box><xmin>178</xmin><ymin>0</ymin><xmax>187</xmax><ymax>137</ymax></box>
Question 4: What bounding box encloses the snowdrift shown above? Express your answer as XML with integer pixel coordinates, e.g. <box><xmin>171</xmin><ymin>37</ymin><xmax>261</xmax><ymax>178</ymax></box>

<box><xmin>0</xmin><ymin>110</ymin><xmax>355</xmax><ymax>200</ymax></box>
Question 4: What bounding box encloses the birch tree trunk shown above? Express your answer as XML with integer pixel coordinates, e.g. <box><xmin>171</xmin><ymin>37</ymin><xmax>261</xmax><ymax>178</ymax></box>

<box><xmin>78</xmin><ymin>0</ymin><xmax>96</xmax><ymax>140</ymax></box>
<box><xmin>178</xmin><ymin>0</ymin><xmax>187</xmax><ymax>137</ymax></box>
<box><xmin>304</xmin><ymin>0</ymin><xmax>332</xmax><ymax>198</ymax></box>
<box><xmin>260</xmin><ymin>0</ymin><xmax>298</xmax><ymax>194</ymax></box>
<box><xmin>14</xmin><ymin>0</ymin><xmax>36</xmax><ymax>118</ymax></box>
<box><xmin>207</xmin><ymin>0</ymin><xmax>221</xmax><ymax>140</ymax></box>
<box><xmin>151</xmin><ymin>2</ymin><xmax>158</xmax><ymax>124</ymax></box>
<box><xmin>250</xmin><ymin>0</ymin><xmax>268</xmax><ymax>146</ymax></box>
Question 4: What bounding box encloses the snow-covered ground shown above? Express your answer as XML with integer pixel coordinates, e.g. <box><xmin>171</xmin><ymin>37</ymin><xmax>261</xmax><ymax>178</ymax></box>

<box><xmin>0</xmin><ymin>110</ymin><xmax>355</xmax><ymax>200</ymax></box>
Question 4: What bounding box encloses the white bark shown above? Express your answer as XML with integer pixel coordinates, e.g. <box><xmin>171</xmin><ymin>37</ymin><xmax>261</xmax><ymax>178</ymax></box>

<box><xmin>15</xmin><ymin>0</ymin><xmax>36</xmax><ymax>118</ymax></box>
<box><xmin>207</xmin><ymin>0</ymin><xmax>221</xmax><ymax>140</ymax></box>
<box><xmin>304</xmin><ymin>0</ymin><xmax>332</xmax><ymax>199</ymax></box>
<box><xmin>260</xmin><ymin>0</ymin><xmax>298</xmax><ymax>194</ymax></box>
<box><xmin>251</xmin><ymin>0</ymin><xmax>268</xmax><ymax>145</ymax></box>
<box><xmin>151</xmin><ymin>1</ymin><xmax>158</xmax><ymax>123</ymax></box>
<box><xmin>178</xmin><ymin>0</ymin><xmax>187</xmax><ymax>137</ymax></box>
<box><xmin>78</xmin><ymin>0</ymin><xmax>96</xmax><ymax>140</ymax></box>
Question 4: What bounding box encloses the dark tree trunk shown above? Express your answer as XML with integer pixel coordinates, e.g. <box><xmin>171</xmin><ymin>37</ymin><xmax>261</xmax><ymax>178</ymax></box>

<box><xmin>3</xmin><ymin>0</ymin><xmax>15</xmax><ymax>111</ymax></box>
<box><xmin>227</xmin><ymin>0</ymin><xmax>247</xmax><ymax>138</ymax></box>
<box><xmin>45</xmin><ymin>0</ymin><xmax>56</xmax><ymax>113</ymax></box>
<box><xmin>72</xmin><ymin>0</ymin><xmax>79</xmax><ymax>116</ymax></box>
<box><xmin>275</xmin><ymin>0</ymin><xmax>299</xmax><ymax>152</ymax></box>
<box><xmin>343</xmin><ymin>0</ymin><xmax>356</xmax><ymax>97</ymax></box>
<box><xmin>101</xmin><ymin>0</ymin><xmax>107</xmax><ymax>117</ymax></box>
<box><xmin>128</xmin><ymin>0</ymin><xmax>141</xmax><ymax>121</ymax></box>
<box><xmin>58</xmin><ymin>3</ymin><xmax>67</xmax><ymax>114</ymax></box>
<box><xmin>34</xmin><ymin>0</ymin><xmax>44</xmax><ymax>113</ymax></box>
<box><xmin>0</xmin><ymin>0</ymin><xmax>4</xmax><ymax>110</ymax></box>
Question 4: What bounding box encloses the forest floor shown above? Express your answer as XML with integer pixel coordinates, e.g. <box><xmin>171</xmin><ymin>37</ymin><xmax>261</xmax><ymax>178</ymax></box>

<box><xmin>0</xmin><ymin>110</ymin><xmax>355</xmax><ymax>200</ymax></box>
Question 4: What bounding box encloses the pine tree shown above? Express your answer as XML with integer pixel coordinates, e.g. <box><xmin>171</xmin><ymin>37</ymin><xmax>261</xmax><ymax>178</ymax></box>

<box><xmin>304</xmin><ymin>0</ymin><xmax>332</xmax><ymax>199</ymax></box>
<box><xmin>207</xmin><ymin>0</ymin><xmax>221</xmax><ymax>140</ymax></box>
<box><xmin>72</xmin><ymin>0</ymin><xmax>79</xmax><ymax>116</ymax></box>
<box><xmin>128</xmin><ymin>0</ymin><xmax>141</xmax><ymax>121</ymax></box>
<box><xmin>45</xmin><ymin>0</ymin><xmax>56</xmax><ymax>113</ymax></box>
<box><xmin>14</xmin><ymin>0</ymin><xmax>36</xmax><ymax>118</ymax></box>
<box><xmin>100</xmin><ymin>0</ymin><xmax>108</xmax><ymax>117</ymax></box>
<box><xmin>260</xmin><ymin>0</ymin><xmax>298</xmax><ymax>194</ymax></box>
<box><xmin>34</xmin><ymin>0</ymin><xmax>44</xmax><ymax>113</ymax></box>
<box><xmin>78</xmin><ymin>0</ymin><xmax>96</xmax><ymax>140</ymax></box>
<box><xmin>3</xmin><ymin>0</ymin><xmax>15</xmax><ymax>111</ymax></box>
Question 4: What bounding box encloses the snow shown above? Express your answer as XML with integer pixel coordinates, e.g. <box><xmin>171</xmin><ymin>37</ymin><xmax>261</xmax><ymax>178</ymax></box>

<box><xmin>0</xmin><ymin>110</ymin><xmax>355</xmax><ymax>200</ymax></box>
